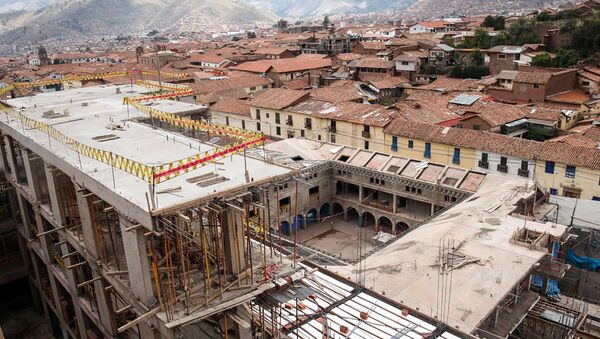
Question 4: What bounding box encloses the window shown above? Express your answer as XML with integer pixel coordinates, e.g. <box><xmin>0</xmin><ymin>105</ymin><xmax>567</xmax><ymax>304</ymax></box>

<box><xmin>533</xmin><ymin>84</ymin><xmax>540</xmax><ymax>89</ymax></box>
<box><xmin>545</xmin><ymin>161</ymin><xmax>555</xmax><ymax>174</ymax></box>
<box><xmin>391</xmin><ymin>136</ymin><xmax>398</xmax><ymax>152</ymax></box>
<box><xmin>452</xmin><ymin>148</ymin><xmax>460</xmax><ymax>165</ymax></box>
<box><xmin>566</xmin><ymin>165</ymin><xmax>576</xmax><ymax>179</ymax></box>
<box><xmin>424</xmin><ymin>143</ymin><xmax>431</xmax><ymax>158</ymax></box>
<box><xmin>582</xmin><ymin>81</ymin><xmax>591</xmax><ymax>86</ymax></box>
<box><xmin>550</xmin><ymin>188</ymin><xmax>558</xmax><ymax>195</ymax></box>
<box><xmin>256</xmin><ymin>109</ymin><xmax>261</xmax><ymax>120</ymax></box>
<box><xmin>266</xmin><ymin>113</ymin><xmax>270</xmax><ymax>119</ymax></box>
<box><xmin>331</xmin><ymin>134</ymin><xmax>336</xmax><ymax>143</ymax></box>
<box><xmin>408</xmin><ymin>140</ymin><xmax>414</xmax><ymax>149</ymax></box>
<box><xmin>364</xmin><ymin>141</ymin><xmax>369</xmax><ymax>149</ymax></box>
<box><xmin>276</xmin><ymin>126</ymin><xmax>281</xmax><ymax>135</ymax></box>
<box><xmin>318</xmin><ymin>135</ymin><xmax>322</xmax><ymax>141</ymax></box>
<box><xmin>257</xmin><ymin>122</ymin><xmax>261</xmax><ymax>131</ymax></box>
<box><xmin>500</xmin><ymin>157</ymin><xmax>507</xmax><ymax>166</ymax></box>
<box><xmin>250</xmin><ymin>86</ymin><xmax>256</xmax><ymax>91</ymax></box>
<box><xmin>520</xmin><ymin>161</ymin><xmax>528</xmax><ymax>170</ymax></box>
<box><xmin>275</xmin><ymin>112</ymin><xmax>281</xmax><ymax>124</ymax></box>
<box><xmin>401</xmin><ymin>61</ymin><xmax>409</xmax><ymax>65</ymax></box>
<box><xmin>482</xmin><ymin>153</ymin><xmax>488</xmax><ymax>162</ymax></box>
<box><xmin>473</xmin><ymin>125</ymin><xmax>480</xmax><ymax>131</ymax></box>
<box><xmin>225</xmin><ymin>116</ymin><xmax>229</xmax><ymax>126</ymax></box>
<box><xmin>498</xmin><ymin>54</ymin><xmax>506</xmax><ymax>59</ymax></box>
<box><xmin>300</xmin><ymin>130</ymin><xmax>305</xmax><ymax>137</ymax></box>
<box><xmin>241</xmin><ymin>120</ymin><xmax>246</xmax><ymax>130</ymax></box>
<box><xmin>593</xmin><ymin>196</ymin><xmax>600</xmax><ymax>201</ymax></box>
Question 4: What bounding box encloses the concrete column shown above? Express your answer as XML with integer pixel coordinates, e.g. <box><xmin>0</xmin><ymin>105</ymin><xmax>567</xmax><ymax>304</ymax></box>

<box><xmin>21</xmin><ymin>148</ymin><xmax>38</xmax><ymax>199</ymax></box>
<box><xmin>59</xmin><ymin>242</ymin><xmax>88</xmax><ymax>339</ymax></box>
<box><xmin>3</xmin><ymin>135</ymin><xmax>17</xmax><ymax>182</ymax></box>
<box><xmin>74</xmin><ymin>186</ymin><xmax>99</xmax><ymax>258</ymax></box>
<box><xmin>44</xmin><ymin>165</ymin><xmax>64</xmax><ymax>224</ymax></box>
<box><xmin>430</xmin><ymin>203</ymin><xmax>435</xmax><ymax>216</ymax></box>
<box><xmin>119</xmin><ymin>217</ymin><xmax>154</xmax><ymax>306</ymax></box>
<box><xmin>234</xmin><ymin>305</ymin><xmax>252</xmax><ymax>339</ymax></box>
<box><xmin>16</xmin><ymin>194</ymin><xmax>33</xmax><ymax>239</ymax></box>
<box><xmin>223</xmin><ymin>210</ymin><xmax>245</xmax><ymax>276</ymax></box>
<box><xmin>93</xmin><ymin>278</ymin><xmax>117</xmax><ymax>337</ymax></box>
<box><xmin>392</xmin><ymin>195</ymin><xmax>397</xmax><ymax>214</ymax></box>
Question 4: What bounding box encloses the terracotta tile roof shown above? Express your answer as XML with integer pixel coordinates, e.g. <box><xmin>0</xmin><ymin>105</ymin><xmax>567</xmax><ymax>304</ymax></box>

<box><xmin>310</xmin><ymin>82</ymin><xmax>364</xmax><ymax>103</ymax></box>
<box><xmin>538</xmin><ymin>142</ymin><xmax>600</xmax><ymax>169</ymax></box>
<box><xmin>416</xmin><ymin>21</ymin><xmax>449</xmax><ymax>28</ymax></box>
<box><xmin>283</xmin><ymin>78</ymin><xmax>310</xmax><ymax>90</ymax></box>
<box><xmin>196</xmin><ymin>88</ymin><xmax>251</xmax><ymax>105</ymax></box>
<box><xmin>254</xmin><ymin>47</ymin><xmax>292</xmax><ymax>56</ymax></box>
<box><xmin>355</xmin><ymin>41</ymin><xmax>387</xmax><ymax>51</ymax></box>
<box><xmin>465</xmin><ymin>101</ymin><xmax>532</xmax><ymax>127</ymax></box>
<box><xmin>578</xmin><ymin>69</ymin><xmax>600</xmax><ymax>83</ymax></box>
<box><xmin>513</xmin><ymin>71</ymin><xmax>553</xmax><ymax>84</ymax></box>
<box><xmin>369</xmin><ymin>77</ymin><xmax>409</xmax><ymax>90</ymax></box>
<box><xmin>191</xmin><ymin>75</ymin><xmax>270</xmax><ymax>94</ymax></box>
<box><xmin>250</xmin><ymin>88</ymin><xmax>309</xmax><ymax>110</ymax></box>
<box><xmin>231</xmin><ymin>56</ymin><xmax>331</xmax><ymax>74</ymax></box>
<box><xmin>210</xmin><ymin>98</ymin><xmax>251</xmax><ymax>117</ymax></box>
<box><xmin>348</xmin><ymin>58</ymin><xmax>394</xmax><ymax>69</ymax></box>
<box><xmin>317</xmin><ymin>102</ymin><xmax>395</xmax><ymax>127</ymax></box>
<box><xmin>546</xmin><ymin>89</ymin><xmax>590</xmax><ymax>105</ymax></box>
<box><xmin>418</xmin><ymin>77</ymin><xmax>479</xmax><ymax>92</ymax></box>
<box><xmin>335</xmin><ymin>53</ymin><xmax>363</xmax><ymax>61</ymax></box>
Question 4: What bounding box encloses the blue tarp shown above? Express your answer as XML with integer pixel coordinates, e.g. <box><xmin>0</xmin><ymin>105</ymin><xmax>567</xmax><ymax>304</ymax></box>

<box><xmin>547</xmin><ymin>279</ymin><xmax>561</xmax><ymax>298</ymax></box>
<box><xmin>566</xmin><ymin>249</ymin><xmax>600</xmax><ymax>271</ymax></box>
<box><xmin>532</xmin><ymin>274</ymin><xmax>544</xmax><ymax>288</ymax></box>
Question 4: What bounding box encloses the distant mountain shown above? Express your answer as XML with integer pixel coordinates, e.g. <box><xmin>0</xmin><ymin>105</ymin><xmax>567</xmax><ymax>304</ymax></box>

<box><xmin>0</xmin><ymin>0</ymin><xmax>54</xmax><ymax>13</ymax></box>
<box><xmin>0</xmin><ymin>0</ymin><xmax>276</xmax><ymax>47</ymax></box>
<box><xmin>241</xmin><ymin>0</ymin><xmax>415</xmax><ymax>18</ymax></box>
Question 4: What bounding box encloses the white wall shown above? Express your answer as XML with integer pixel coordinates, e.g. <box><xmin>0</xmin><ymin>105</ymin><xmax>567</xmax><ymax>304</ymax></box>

<box><xmin>474</xmin><ymin>150</ymin><xmax>535</xmax><ymax>179</ymax></box>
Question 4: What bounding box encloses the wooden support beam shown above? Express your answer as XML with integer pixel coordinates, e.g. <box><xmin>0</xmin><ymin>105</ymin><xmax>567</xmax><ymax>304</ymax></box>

<box><xmin>117</xmin><ymin>307</ymin><xmax>161</xmax><ymax>334</ymax></box>
<box><xmin>92</xmin><ymin>200</ymin><xmax>104</xmax><ymax>205</ymax></box>
<box><xmin>77</xmin><ymin>276</ymin><xmax>102</xmax><ymax>289</ymax></box>
<box><xmin>116</xmin><ymin>305</ymin><xmax>133</xmax><ymax>314</ymax></box>
<box><xmin>61</xmin><ymin>251</ymin><xmax>79</xmax><ymax>259</ymax></box>
<box><xmin>81</xmin><ymin>192</ymin><xmax>94</xmax><ymax>198</ymax></box>
<box><xmin>66</xmin><ymin>261</ymin><xmax>88</xmax><ymax>270</ymax></box>
<box><xmin>36</xmin><ymin>226</ymin><xmax>66</xmax><ymax>238</ymax></box>
<box><xmin>103</xmin><ymin>206</ymin><xmax>114</xmax><ymax>213</ymax></box>
<box><xmin>124</xmin><ymin>224</ymin><xmax>142</xmax><ymax>232</ymax></box>
<box><xmin>54</xmin><ymin>240</ymin><xmax>67</xmax><ymax>246</ymax></box>
<box><xmin>106</xmin><ymin>271</ymin><xmax>128</xmax><ymax>276</ymax></box>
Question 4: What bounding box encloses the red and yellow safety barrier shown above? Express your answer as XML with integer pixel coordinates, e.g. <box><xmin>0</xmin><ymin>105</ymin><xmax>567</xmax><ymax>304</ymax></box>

<box><xmin>1</xmin><ymin>70</ymin><xmax>264</xmax><ymax>185</ymax></box>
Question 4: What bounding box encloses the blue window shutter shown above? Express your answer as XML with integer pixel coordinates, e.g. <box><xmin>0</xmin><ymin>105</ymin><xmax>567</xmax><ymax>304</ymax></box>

<box><xmin>424</xmin><ymin>143</ymin><xmax>431</xmax><ymax>158</ymax></box>
<box><xmin>550</xmin><ymin>188</ymin><xmax>558</xmax><ymax>195</ymax></box>
<box><xmin>545</xmin><ymin>161</ymin><xmax>555</xmax><ymax>174</ymax></box>
<box><xmin>452</xmin><ymin>148</ymin><xmax>460</xmax><ymax>165</ymax></box>
<box><xmin>391</xmin><ymin>136</ymin><xmax>398</xmax><ymax>152</ymax></box>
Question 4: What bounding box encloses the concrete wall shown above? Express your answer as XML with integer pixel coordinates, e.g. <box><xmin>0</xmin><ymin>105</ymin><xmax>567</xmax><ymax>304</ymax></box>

<box><xmin>474</xmin><ymin>150</ymin><xmax>535</xmax><ymax>179</ymax></box>
<box><xmin>488</xmin><ymin>52</ymin><xmax>518</xmax><ymax>75</ymax></box>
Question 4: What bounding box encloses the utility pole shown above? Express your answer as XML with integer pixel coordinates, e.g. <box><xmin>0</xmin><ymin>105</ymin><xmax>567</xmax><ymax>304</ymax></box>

<box><xmin>154</xmin><ymin>44</ymin><xmax>162</xmax><ymax>93</ymax></box>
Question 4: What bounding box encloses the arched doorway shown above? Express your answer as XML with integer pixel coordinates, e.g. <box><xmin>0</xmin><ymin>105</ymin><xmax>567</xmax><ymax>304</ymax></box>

<box><xmin>293</xmin><ymin>214</ymin><xmax>304</xmax><ymax>230</ymax></box>
<box><xmin>281</xmin><ymin>221</ymin><xmax>290</xmax><ymax>236</ymax></box>
<box><xmin>319</xmin><ymin>203</ymin><xmax>330</xmax><ymax>221</ymax></box>
<box><xmin>395</xmin><ymin>222</ymin><xmax>410</xmax><ymax>235</ymax></box>
<box><xmin>306</xmin><ymin>209</ymin><xmax>317</xmax><ymax>225</ymax></box>
<box><xmin>378</xmin><ymin>217</ymin><xmax>393</xmax><ymax>233</ymax></box>
<box><xmin>333</xmin><ymin>203</ymin><xmax>344</xmax><ymax>216</ymax></box>
<box><xmin>362</xmin><ymin>212</ymin><xmax>375</xmax><ymax>229</ymax></box>
<box><xmin>346</xmin><ymin>208</ymin><xmax>359</xmax><ymax>226</ymax></box>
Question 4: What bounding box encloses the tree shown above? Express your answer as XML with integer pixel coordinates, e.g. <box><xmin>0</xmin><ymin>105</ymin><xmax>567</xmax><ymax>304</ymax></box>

<box><xmin>507</xmin><ymin>18</ymin><xmax>540</xmax><ymax>45</ymax></box>
<box><xmin>450</xmin><ymin>65</ymin><xmax>463</xmax><ymax>78</ymax></box>
<box><xmin>277</xmin><ymin>19</ymin><xmax>288</xmax><ymax>31</ymax></box>
<box><xmin>536</xmin><ymin>11</ymin><xmax>552</xmax><ymax>21</ymax></box>
<box><xmin>462</xmin><ymin>66</ymin><xmax>490</xmax><ymax>78</ymax></box>
<box><xmin>531</xmin><ymin>53</ymin><xmax>554</xmax><ymax>67</ymax></box>
<box><xmin>470</xmin><ymin>49</ymin><xmax>484</xmax><ymax>66</ymax></box>
<box><xmin>560</xmin><ymin>18</ymin><xmax>577</xmax><ymax>34</ymax></box>
<box><xmin>555</xmin><ymin>49</ymin><xmax>579</xmax><ymax>67</ymax></box>
<box><xmin>322</xmin><ymin>15</ymin><xmax>330</xmax><ymax>29</ymax></box>
<box><xmin>571</xmin><ymin>19</ymin><xmax>600</xmax><ymax>57</ymax></box>
<box><xmin>247</xmin><ymin>31</ymin><xmax>257</xmax><ymax>38</ymax></box>
<box><xmin>473</xmin><ymin>28</ymin><xmax>492</xmax><ymax>49</ymax></box>
<box><xmin>482</xmin><ymin>15</ymin><xmax>505</xmax><ymax>30</ymax></box>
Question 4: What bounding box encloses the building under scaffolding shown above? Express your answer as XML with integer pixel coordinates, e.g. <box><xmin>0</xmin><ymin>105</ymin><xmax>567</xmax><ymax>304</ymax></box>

<box><xmin>0</xmin><ymin>81</ymin><xmax>597</xmax><ymax>339</ymax></box>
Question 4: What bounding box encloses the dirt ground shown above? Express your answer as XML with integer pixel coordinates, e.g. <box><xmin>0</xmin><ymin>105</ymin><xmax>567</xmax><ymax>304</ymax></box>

<box><xmin>299</xmin><ymin>216</ymin><xmax>377</xmax><ymax>260</ymax></box>
<box><xmin>0</xmin><ymin>278</ymin><xmax>53</xmax><ymax>339</ymax></box>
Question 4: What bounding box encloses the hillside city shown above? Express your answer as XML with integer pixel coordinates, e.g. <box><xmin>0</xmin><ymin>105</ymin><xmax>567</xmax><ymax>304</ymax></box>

<box><xmin>1</xmin><ymin>0</ymin><xmax>600</xmax><ymax>339</ymax></box>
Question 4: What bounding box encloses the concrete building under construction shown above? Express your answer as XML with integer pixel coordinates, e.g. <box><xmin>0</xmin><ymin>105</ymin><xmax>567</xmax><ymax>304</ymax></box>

<box><xmin>0</xmin><ymin>79</ymin><xmax>599</xmax><ymax>339</ymax></box>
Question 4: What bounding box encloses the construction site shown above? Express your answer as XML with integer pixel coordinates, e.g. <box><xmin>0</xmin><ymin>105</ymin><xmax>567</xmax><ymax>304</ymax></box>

<box><xmin>0</xmin><ymin>73</ymin><xmax>599</xmax><ymax>339</ymax></box>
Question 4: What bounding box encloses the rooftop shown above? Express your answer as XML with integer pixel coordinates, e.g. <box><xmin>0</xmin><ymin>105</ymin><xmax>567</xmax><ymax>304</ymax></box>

<box><xmin>2</xmin><ymin>84</ymin><xmax>291</xmax><ymax>226</ymax></box>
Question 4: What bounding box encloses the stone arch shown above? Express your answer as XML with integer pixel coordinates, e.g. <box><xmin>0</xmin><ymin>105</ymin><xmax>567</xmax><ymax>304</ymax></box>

<box><xmin>395</xmin><ymin>221</ymin><xmax>410</xmax><ymax>235</ymax></box>
<box><xmin>346</xmin><ymin>207</ymin><xmax>360</xmax><ymax>226</ymax></box>
<box><xmin>362</xmin><ymin>211</ymin><xmax>376</xmax><ymax>229</ymax></box>
<box><xmin>281</xmin><ymin>220</ymin><xmax>290</xmax><ymax>236</ymax></box>
<box><xmin>306</xmin><ymin>208</ymin><xmax>318</xmax><ymax>225</ymax></box>
<box><xmin>333</xmin><ymin>203</ymin><xmax>344</xmax><ymax>216</ymax></box>
<box><xmin>319</xmin><ymin>203</ymin><xmax>330</xmax><ymax>221</ymax></box>
<box><xmin>378</xmin><ymin>216</ymin><xmax>393</xmax><ymax>233</ymax></box>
